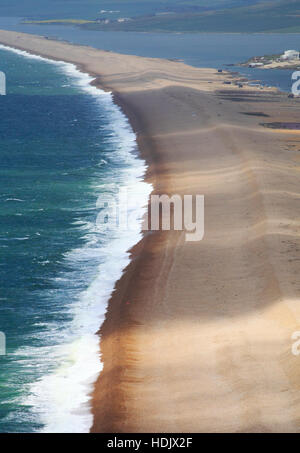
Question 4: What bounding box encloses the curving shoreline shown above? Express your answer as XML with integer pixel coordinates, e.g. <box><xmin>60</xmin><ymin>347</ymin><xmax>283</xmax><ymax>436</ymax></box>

<box><xmin>1</xmin><ymin>29</ymin><xmax>300</xmax><ymax>433</ymax></box>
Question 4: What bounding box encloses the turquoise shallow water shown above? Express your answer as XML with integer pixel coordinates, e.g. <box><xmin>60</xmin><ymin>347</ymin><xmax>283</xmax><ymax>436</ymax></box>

<box><xmin>0</xmin><ymin>46</ymin><xmax>150</xmax><ymax>432</ymax></box>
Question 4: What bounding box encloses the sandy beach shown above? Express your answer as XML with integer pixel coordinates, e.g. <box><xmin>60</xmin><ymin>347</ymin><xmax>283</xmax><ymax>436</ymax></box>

<box><xmin>1</xmin><ymin>29</ymin><xmax>300</xmax><ymax>433</ymax></box>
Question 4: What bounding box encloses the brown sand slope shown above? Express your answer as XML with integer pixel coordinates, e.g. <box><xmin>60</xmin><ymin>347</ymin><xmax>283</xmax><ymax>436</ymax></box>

<box><xmin>0</xmin><ymin>30</ymin><xmax>300</xmax><ymax>433</ymax></box>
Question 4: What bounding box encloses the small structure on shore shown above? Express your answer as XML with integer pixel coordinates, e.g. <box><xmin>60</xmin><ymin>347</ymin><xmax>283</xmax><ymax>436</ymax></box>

<box><xmin>95</xmin><ymin>18</ymin><xmax>110</xmax><ymax>24</ymax></box>
<box><xmin>248</xmin><ymin>62</ymin><xmax>264</xmax><ymax>68</ymax></box>
<box><xmin>281</xmin><ymin>50</ymin><xmax>299</xmax><ymax>61</ymax></box>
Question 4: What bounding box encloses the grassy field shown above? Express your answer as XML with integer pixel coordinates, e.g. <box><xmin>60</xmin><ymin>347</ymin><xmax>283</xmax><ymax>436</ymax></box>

<box><xmin>0</xmin><ymin>0</ymin><xmax>261</xmax><ymax>20</ymax></box>
<box><xmin>15</xmin><ymin>0</ymin><xmax>300</xmax><ymax>33</ymax></box>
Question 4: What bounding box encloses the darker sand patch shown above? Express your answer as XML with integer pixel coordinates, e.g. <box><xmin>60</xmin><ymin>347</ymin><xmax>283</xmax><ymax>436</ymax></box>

<box><xmin>261</xmin><ymin>122</ymin><xmax>300</xmax><ymax>130</ymax></box>
<box><xmin>241</xmin><ymin>111</ymin><xmax>270</xmax><ymax>117</ymax></box>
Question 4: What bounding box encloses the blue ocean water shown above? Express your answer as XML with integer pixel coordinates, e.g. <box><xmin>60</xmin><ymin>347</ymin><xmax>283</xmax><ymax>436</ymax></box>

<box><xmin>0</xmin><ymin>46</ymin><xmax>151</xmax><ymax>432</ymax></box>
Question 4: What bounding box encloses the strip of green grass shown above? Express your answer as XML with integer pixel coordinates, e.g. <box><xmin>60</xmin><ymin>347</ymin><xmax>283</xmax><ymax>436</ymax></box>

<box><xmin>79</xmin><ymin>1</ymin><xmax>300</xmax><ymax>33</ymax></box>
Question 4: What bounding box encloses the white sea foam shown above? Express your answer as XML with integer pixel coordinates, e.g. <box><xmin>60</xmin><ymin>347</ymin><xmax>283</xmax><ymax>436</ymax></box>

<box><xmin>0</xmin><ymin>44</ymin><xmax>152</xmax><ymax>433</ymax></box>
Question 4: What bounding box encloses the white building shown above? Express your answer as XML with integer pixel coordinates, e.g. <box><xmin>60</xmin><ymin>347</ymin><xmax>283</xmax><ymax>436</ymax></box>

<box><xmin>248</xmin><ymin>62</ymin><xmax>264</xmax><ymax>68</ymax></box>
<box><xmin>117</xmin><ymin>17</ymin><xmax>131</xmax><ymax>23</ymax></box>
<box><xmin>281</xmin><ymin>50</ymin><xmax>300</xmax><ymax>61</ymax></box>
